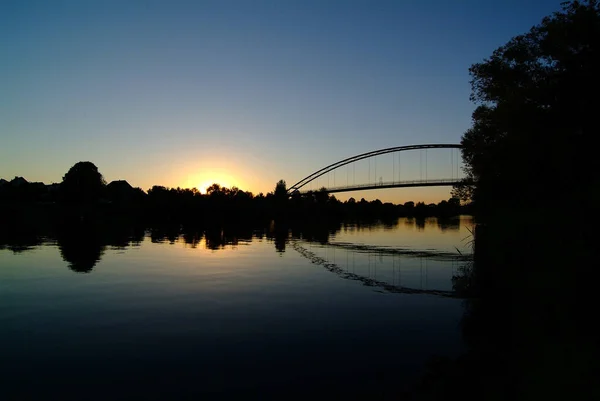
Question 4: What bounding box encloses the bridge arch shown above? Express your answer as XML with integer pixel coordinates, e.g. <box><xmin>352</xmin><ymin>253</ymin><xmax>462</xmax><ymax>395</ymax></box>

<box><xmin>288</xmin><ymin>144</ymin><xmax>463</xmax><ymax>194</ymax></box>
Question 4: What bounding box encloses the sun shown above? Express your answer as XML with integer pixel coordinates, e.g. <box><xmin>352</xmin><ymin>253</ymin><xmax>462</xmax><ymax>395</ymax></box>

<box><xmin>182</xmin><ymin>168</ymin><xmax>242</xmax><ymax>194</ymax></box>
<box><xmin>198</xmin><ymin>179</ymin><xmax>231</xmax><ymax>194</ymax></box>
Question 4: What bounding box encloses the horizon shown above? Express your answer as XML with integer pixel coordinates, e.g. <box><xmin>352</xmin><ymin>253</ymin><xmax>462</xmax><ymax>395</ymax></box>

<box><xmin>0</xmin><ymin>166</ymin><xmax>462</xmax><ymax>205</ymax></box>
<box><xmin>1</xmin><ymin>0</ymin><xmax>562</xmax><ymax>204</ymax></box>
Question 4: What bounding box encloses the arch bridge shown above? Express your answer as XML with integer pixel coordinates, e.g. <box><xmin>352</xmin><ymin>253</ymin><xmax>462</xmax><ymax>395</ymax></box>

<box><xmin>288</xmin><ymin>144</ymin><xmax>464</xmax><ymax>195</ymax></box>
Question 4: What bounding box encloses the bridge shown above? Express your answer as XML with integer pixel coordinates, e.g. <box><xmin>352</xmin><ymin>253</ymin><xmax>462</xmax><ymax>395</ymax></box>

<box><xmin>288</xmin><ymin>144</ymin><xmax>464</xmax><ymax>195</ymax></box>
<box><xmin>291</xmin><ymin>240</ymin><xmax>464</xmax><ymax>298</ymax></box>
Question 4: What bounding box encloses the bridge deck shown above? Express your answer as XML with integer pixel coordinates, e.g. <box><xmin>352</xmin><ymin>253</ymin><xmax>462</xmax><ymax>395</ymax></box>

<box><xmin>296</xmin><ymin>178</ymin><xmax>462</xmax><ymax>194</ymax></box>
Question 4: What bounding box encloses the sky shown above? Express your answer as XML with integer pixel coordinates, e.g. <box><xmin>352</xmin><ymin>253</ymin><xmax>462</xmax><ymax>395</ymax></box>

<box><xmin>1</xmin><ymin>0</ymin><xmax>563</xmax><ymax>203</ymax></box>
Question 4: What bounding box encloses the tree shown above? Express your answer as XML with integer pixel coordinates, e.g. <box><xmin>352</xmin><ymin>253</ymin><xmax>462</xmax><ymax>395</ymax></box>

<box><xmin>273</xmin><ymin>179</ymin><xmax>288</xmax><ymax>214</ymax></box>
<box><xmin>460</xmin><ymin>0</ymin><xmax>600</xmax><ymax>213</ymax></box>
<box><xmin>60</xmin><ymin>161</ymin><xmax>106</xmax><ymax>203</ymax></box>
<box><xmin>451</xmin><ymin>182</ymin><xmax>474</xmax><ymax>204</ymax></box>
<box><xmin>448</xmin><ymin>197</ymin><xmax>461</xmax><ymax>208</ymax></box>
<box><xmin>206</xmin><ymin>183</ymin><xmax>222</xmax><ymax>196</ymax></box>
<box><xmin>274</xmin><ymin>180</ymin><xmax>287</xmax><ymax>198</ymax></box>
<box><xmin>449</xmin><ymin>5</ymin><xmax>600</xmax><ymax>400</ymax></box>
<box><xmin>315</xmin><ymin>187</ymin><xmax>329</xmax><ymax>205</ymax></box>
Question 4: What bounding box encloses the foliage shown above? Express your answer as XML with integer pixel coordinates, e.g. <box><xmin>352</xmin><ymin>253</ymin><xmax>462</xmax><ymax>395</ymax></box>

<box><xmin>60</xmin><ymin>161</ymin><xmax>107</xmax><ymax>203</ymax></box>
<box><xmin>459</xmin><ymin>0</ymin><xmax>600</xmax><ymax>214</ymax></box>
<box><xmin>431</xmin><ymin>5</ymin><xmax>600</xmax><ymax>399</ymax></box>
<box><xmin>274</xmin><ymin>180</ymin><xmax>287</xmax><ymax>197</ymax></box>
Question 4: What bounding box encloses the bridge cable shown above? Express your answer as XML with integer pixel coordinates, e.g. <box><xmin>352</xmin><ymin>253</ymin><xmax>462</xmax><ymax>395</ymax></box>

<box><xmin>398</xmin><ymin>256</ymin><xmax>402</xmax><ymax>286</ymax></box>
<box><xmin>451</xmin><ymin>149</ymin><xmax>453</xmax><ymax>180</ymax></box>
<box><xmin>453</xmin><ymin>148</ymin><xmax>456</xmax><ymax>181</ymax></box>
<box><xmin>420</xmin><ymin>257</ymin><xmax>423</xmax><ymax>289</ymax></box>
<box><xmin>451</xmin><ymin>148</ymin><xmax>453</xmax><ymax>180</ymax></box>
<box><xmin>392</xmin><ymin>153</ymin><xmax>395</xmax><ymax>184</ymax></box>
<box><xmin>457</xmin><ymin>149</ymin><xmax>460</xmax><ymax>179</ymax></box>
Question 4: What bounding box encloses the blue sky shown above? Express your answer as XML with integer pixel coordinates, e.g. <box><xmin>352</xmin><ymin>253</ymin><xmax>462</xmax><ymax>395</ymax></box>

<box><xmin>1</xmin><ymin>0</ymin><xmax>562</xmax><ymax>202</ymax></box>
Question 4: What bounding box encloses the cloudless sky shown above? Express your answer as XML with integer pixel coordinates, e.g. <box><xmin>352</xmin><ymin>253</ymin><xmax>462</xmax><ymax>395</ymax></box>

<box><xmin>1</xmin><ymin>0</ymin><xmax>562</xmax><ymax>203</ymax></box>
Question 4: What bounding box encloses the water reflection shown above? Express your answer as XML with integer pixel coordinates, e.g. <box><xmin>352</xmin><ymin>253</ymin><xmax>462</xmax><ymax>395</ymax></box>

<box><xmin>289</xmin><ymin>220</ymin><xmax>343</xmax><ymax>244</ymax></box>
<box><xmin>288</xmin><ymin>217</ymin><xmax>471</xmax><ymax>296</ymax></box>
<box><xmin>267</xmin><ymin>222</ymin><xmax>289</xmax><ymax>253</ymax></box>
<box><xmin>292</xmin><ymin>241</ymin><xmax>458</xmax><ymax>296</ymax></box>
<box><xmin>205</xmin><ymin>226</ymin><xmax>254</xmax><ymax>250</ymax></box>
<box><xmin>57</xmin><ymin>222</ymin><xmax>145</xmax><ymax>273</ymax></box>
<box><xmin>400</xmin><ymin>217</ymin><xmax>461</xmax><ymax>232</ymax></box>
<box><xmin>57</xmin><ymin>228</ymin><xmax>105</xmax><ymax>273</ymax></box>
<box><xmin>144</xmin><ymin>223</ymin><xmax>292</xmax><ymax>252</ymax></box>
<box><xmin>0</xmin><ymin>220</ymin><xmax>145</xmax><ymax>273</ymax></box>
<box><xmin>150</xmin><ymin>225</ymin><xmax>180</xmax><ymax>244</ymax></box>
<box><xmin>0</xmin><ymin>226</ymin><xmax>44</xmax><ymax>253</ymax></box>
<box><xmin>434</xmin><ymin>217</ymin><xmax>461</xmax><ymax>232</ymax></box>
<box><xmin>1</xmin><ymin>215</ymin><xmax>472</xmax><ymax>399</ymax></box>
<box><xmin>0</xmin><ymin>217</ymin><xmax>471</xmax><ymax>275</ymax></box>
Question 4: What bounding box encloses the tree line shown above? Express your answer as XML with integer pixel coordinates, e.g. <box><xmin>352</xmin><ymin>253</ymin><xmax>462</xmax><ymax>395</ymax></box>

<box><xmin>0</xmin><ymin>162</ymin><xmax>468</xmax><ymax>225</ymax></box>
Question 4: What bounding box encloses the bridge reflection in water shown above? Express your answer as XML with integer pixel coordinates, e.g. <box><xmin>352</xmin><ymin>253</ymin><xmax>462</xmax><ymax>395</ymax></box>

<box><xmin>292</xmin><ymin>239</ymin><xmax>470</xmax><ymax>298</ymax></box>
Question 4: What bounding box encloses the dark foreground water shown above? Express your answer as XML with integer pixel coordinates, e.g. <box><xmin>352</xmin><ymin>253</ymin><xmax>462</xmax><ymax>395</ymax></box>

<box><xmin>0</xmin><ymin>216</ymin><xmax>473</xmax><ymax>400</ymax></box>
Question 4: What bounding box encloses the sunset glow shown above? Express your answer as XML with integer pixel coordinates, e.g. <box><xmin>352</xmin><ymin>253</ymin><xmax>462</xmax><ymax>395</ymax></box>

<box><xmin>183</xmin><ymin>168</ymin><xmax>242</xmax><ymax>194</ymax></box>
<box><xmin>198</xmin><ymin>180</ymin><xmax>230</xmax><ymax>194</ymax></box>
<box><xmin>1</xmin><ymin>1</ymin><xmax>562</xmax><ymax>204</ymax></box>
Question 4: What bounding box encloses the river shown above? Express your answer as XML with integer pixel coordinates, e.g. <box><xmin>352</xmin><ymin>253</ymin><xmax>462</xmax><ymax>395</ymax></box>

<box><xmin>0</xmin><ymin>216</ymin><xmax>473</xmax><ymax>400</ymax></box>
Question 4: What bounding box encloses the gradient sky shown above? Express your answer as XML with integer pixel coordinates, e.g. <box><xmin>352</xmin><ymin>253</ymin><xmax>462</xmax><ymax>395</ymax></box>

<box><xmin>1</xmin><ymin>0</ymin><xmax>562</xmax><ymax>203</ymax></box>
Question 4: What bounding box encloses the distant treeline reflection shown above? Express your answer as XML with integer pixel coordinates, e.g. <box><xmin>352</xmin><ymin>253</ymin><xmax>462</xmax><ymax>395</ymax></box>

<box><xmin>0</xmin><ymin>217</ymin><xmax>463</xmax><ymax>273</ymax></box>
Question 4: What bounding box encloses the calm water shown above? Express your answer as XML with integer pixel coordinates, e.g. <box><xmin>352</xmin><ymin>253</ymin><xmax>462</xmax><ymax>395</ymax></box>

<box><xmin>0</xmin><ymin>216</ymin><xmax>473</xmax><ymax>400</ymax></box>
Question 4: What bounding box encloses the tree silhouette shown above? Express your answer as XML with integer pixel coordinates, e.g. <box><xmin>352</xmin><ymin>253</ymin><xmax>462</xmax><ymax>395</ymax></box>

<box><xmin>273</xmin><ymin>179</ymin><xmax>288</xmax><ymax>217</ymax></box>
<box><xmin>60</xmin><ymin>161</ymin><xmax>106</xmax><ymax>203</ymax></box>
<box><xmin>273</xmin><ymin>179</ymin><xmax>288</xmax><ymax>206</ymax></box>
<box><xmin>459</xmin><ymin>0</ymin><xmax>599</xmax><ymax>214</ymax></box>
<box><xmin>274</xmin><ymin>180</ymin><xmax>287</xmax><ymax>196</ymax></box>
<box><xmin>206</xmin><ymin>183</ymin><xmax>223</xmax><ymax>196</ymax></box>
<box><xmin>436</xmin><ymin>4</ymin><xmax>600</xmax><ymax>400</ymax></box>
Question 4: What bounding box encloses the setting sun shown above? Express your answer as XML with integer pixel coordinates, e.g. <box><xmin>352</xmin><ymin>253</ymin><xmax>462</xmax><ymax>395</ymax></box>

<box><xmin>183</xmin><ymin>167</ymin><xmax>242</xmax><ymax>194</ymax></box>
<box><xmin>198</xmin><ymin>179</ymin><xmax>231</xmax><ymax>194</ymax></box>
